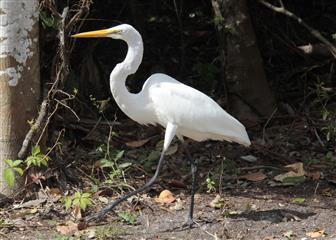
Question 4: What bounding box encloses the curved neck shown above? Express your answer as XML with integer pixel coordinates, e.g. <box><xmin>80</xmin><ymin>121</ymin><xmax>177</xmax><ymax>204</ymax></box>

<box><xmin>109</xmin><ymin>31</ymin><xmax>146</xmax><ymax>122</ymax></box>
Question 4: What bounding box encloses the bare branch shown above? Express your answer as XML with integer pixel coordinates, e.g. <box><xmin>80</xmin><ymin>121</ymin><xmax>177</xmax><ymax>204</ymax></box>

<box><xmin>258</xmin><ymin>0</ymin><xmax>336</xmax><ymax>57</ymax></box>
<box><xmin>18</xmin><ymin>100</ymin><xmax>48</xmax><ymax>159</ymax></box>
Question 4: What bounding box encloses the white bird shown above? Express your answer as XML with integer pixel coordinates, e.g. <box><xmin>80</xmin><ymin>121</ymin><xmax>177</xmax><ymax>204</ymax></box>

<box><xmin>72</xmin><ymin>24</ymin><xmax>251</xmax><ymax>226</ymax></box>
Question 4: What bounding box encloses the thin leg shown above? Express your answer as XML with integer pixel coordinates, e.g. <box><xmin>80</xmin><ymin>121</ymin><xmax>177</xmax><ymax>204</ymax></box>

<box><xmin>180</xmin><ymin>141</ymin><xmax>197</xmax><ymax>227</ymax></box>
<box><xmin>85</xmin><ymin>150</ymin><xmax>166</xmax><ymax>222</ymax></box>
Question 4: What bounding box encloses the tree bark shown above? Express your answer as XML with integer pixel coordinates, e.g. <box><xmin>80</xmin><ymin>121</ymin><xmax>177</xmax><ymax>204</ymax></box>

<box><xmin>0</xmin><ymin>0</ymin><xmax>40</xmax><ymax>194</ymax></box>
<box><xmin>212</xmin><ymin>0</ymin><xmax>276</xmax><ymax>123</ymax></box>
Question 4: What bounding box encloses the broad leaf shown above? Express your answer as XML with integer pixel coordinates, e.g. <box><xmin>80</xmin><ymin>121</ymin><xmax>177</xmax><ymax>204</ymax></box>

<box><xmin>82</xmin><ymin>193</ymin><xmax>91</xmax><ymax>198</ymax></box>
<box><xmin>4</xmin><ymin>168</ymin><xmax>15</xmax><ymax>187</ymax></box>
<box><xmin>12</xmin><ymin>160</ymin><xmax>23</xmax><ymax>167</ymax></box>
<box><xmin>14</xmin><ymin>167</ymin><xmax>23</xmax><ymax>176</ymax></box>
<box><xmin>80</xmin><ymin>198</ymin><xmax>91</xmax><ymax>210</ymax></box>
<box><xmin>73</xmin><ymin>198</ymin><xmax>80</xmax><ymax>205</ymax></box>
<box><xmin>115</xmin><ymin>150</ymin><xmax>124</xmax><ymax>161</ymax></box>
<box><xmin>118</xmin><ymin>162</ymin><xmax>132</xmax><ymax>169</ymax></box>
<box><xmin>64</xmin><ymin>197</ymin><xmax>72</xmax><ymax>210</ymax></box>
<box><xmin>32</xmin><ymin>145</ymin><xmax>41</xmax><ymax>156</ymax></box>
<box><xmin>74</xmin><ymin>191</ymin><xmax>81</xmax><ymax>199</ymax></box>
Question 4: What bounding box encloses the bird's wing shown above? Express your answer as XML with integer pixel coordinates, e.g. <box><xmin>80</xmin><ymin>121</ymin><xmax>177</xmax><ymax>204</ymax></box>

<box><xmin>146</xmin><ymin>74</ymin><xmax>250</xmax><ymax>146</ymax></box>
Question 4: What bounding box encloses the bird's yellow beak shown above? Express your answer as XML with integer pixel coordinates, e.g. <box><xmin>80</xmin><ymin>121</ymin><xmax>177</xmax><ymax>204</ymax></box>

<box><xmin>71</xmin><ymin>28</ymin><xmax>121</xmax><ymax>38</ymax></box>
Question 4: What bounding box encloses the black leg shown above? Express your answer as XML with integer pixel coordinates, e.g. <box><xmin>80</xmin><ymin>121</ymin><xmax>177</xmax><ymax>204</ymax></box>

<box><xmin>85</xmin><ymin>150</ymin><xmax>166</xmax><ymax>222</ymax></box>
<box><xmin>181</xmin><ymin>141</ymin><xmax>197</xmax><ymax>227</ymax></box>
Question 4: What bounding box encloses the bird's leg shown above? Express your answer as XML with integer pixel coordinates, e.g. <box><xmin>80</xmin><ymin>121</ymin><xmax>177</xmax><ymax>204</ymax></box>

<box><xmin>85</xmin><ymin>150</ymin><xmax>166</xmax><ymax>223</ymax></box>
<box><xmin>180</xmin><ymin>141</ymin><xmax>197</xmax><ymax>228</ymax></box>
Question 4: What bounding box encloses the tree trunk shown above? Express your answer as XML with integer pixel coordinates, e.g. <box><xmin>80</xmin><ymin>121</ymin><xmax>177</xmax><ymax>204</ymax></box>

<box><xmin>212</xmin><ymin>0</ymin><xmax>276</xmax><ymax>123</ymax></box>
<box><xmin>0</xmin><ymin>0</ymin><xmax>40</xmax><ymax>194</ymax></box>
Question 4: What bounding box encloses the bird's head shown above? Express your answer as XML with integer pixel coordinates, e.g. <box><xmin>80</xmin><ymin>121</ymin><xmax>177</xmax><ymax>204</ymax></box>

<box><xmin>71</xmin><ymin>24</ymin><xmax>138</xmax><ymax>41</ymax></box>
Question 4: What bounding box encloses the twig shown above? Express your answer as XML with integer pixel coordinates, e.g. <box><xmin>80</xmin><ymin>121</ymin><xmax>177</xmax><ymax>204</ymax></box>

<box><xmin>18</xmin><ymin>100</ymin><xmax>48</xmax><ymax>159</ymax></box>
<box><xmin>36</xmin><ymin>102</ymin><xmax>59</xmax><ymax>146</ymax></box>
<box><xmin>313</xmin><ymin>128</ymin><xmax>325</xmax><ymax>147</ymax></box>
<box><xmin>262</xmin><ymin>107</ymin><xmax>278</xmax><ymax>144</ymax></box>
<box><xmin>55</xmin><ymin>99</ymin><xmax>80</xmax><ymax>121</ymax></box>
<box><xmin>258</xmin><ymin>0</ymin><xmax>336</xmax><ymax>57</ymax></box>
<box><xmin>314</xmin><ymin>181</ymin><xmax>320</xmax><ymax>196</ymax></box>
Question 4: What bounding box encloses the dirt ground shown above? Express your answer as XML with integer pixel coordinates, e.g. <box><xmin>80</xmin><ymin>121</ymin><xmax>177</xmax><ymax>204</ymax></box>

<box><xmin>3</xmin><ymin>181</ymin><xmax>336</xmax><ymax>240</ymax></box>
<box><xmin>1</xmin><ymin>122</ymin><xmax>336</xmax><ymax>240</ymax></box>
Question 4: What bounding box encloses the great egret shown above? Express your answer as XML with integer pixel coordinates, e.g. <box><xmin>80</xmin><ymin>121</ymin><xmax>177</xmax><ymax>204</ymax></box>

<box><xmin>72</xmin><ymin>24</ymin><xmax>251</xmax><ymax>226</ymax></box>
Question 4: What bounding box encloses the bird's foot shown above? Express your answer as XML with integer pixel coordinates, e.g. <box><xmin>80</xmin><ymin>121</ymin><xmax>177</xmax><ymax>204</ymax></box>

<box><xmin>182</xmin><ymin>218</ymin><xmax>196</xmax><ymax>229</ymax></box>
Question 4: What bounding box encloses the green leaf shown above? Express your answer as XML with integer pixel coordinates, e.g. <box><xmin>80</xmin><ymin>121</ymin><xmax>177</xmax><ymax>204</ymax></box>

<box><xmin>108</xmin><ymin>169</ymin><xmax>122</xmax><ymax>180</ymax></box>
<box><xmin>39</xmin><ymin>11</ymin><xmax>57</xmax><ymax>29</ymax></box>
<box><xmin>32</xmin><ymin>145</ymin><xmax>41</xmax><ymax>156</ymax></box>
<box><xmin>118</xmin><ymin>162</ymin><xmax>132</xmax><ymax>169</ymax></box>
<box><xmin>282</xmin><ymin>175</ymin><xmax>306</xmax><ymax>184</ymax></box>
<box><xmin>82</xmin><ymin>193</ymin><xmax>91</xmax><ymax>198</ymax></box>
<box><xmin>25</xmin><ymin>156</ymin><xmax>35</xmax><ymax>167</ymax></box>
<box><xmin>100</xmin><ymin>158</ymin><xmax>114</xmax><ymax>168</ymax></box>
<box><xmin>73</xmin><ymin>198</ymin><xmax>80</xmax><ymax>205</ymax></box>
<box><xmin>64</xmin><ymin>197</ymin><xmax>72</xmax><ymax>210</ymax></box>
<box><xmin>91</xmin><ymin>184</ymin><xmax>98</xmax><ymax>193</ymax></box>
<box><xmin>3</xmin><ymin>168</ymin><xmax>15</xmax><ymax>187</ymax></box>
<box><xmin>4</xmin><ymin>159</ymin><xmax>14</xmax><ymax>168</ymax></box>
<box><xmin>322</xmin><ymin>109</ymin><xmax>329</xmax><ymax>121</ymax></box>
<box><xmin>114</xmin><ymin>150</ymin><xmax>124</xmax><ymax>161</ymax></box>
<box><xmin>12</xmin><ymin>160</ymin><xmax>23</xmax><ymax>167</ymax></box>
<box><xmin>332</xmin><ymin>33</ymin><xmax>336</xmax><ymax>40</ymax></box>
<box><xmin>13</xmin><ymin>167</ymin><xmax>23</xmax><ymax>176</ymax></box>
<box><xmin>117</xmin><ymin>211</ymin><xmax>136</xmax><ymax>225</ymax></box>
<box><xmin>74</xmin><ymin>191</ymin><xmax>81</xmax><ymax>199</ymax></box>
<box><xmin>41</xmin><ymin>158</ymin><xmax>48</xmax><ymax>167</ymax></box>
<box><xmin>80</xmin><ymin>198</ymin><xmax>91</xmax><ymax>210</ymax></box>
<box><xmin>292</xmin><ymin>197</ymin><xmax>305</xmax><ymax>203</ymax></box>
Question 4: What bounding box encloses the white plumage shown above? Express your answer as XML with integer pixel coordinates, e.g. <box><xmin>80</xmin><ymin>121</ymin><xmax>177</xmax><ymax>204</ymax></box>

<box><xmin>72</xmin><ymin>24</ymin><xmax>250</xmax><ymax>224</ymax></box>
<box><xmin>146</xmin><ymin>73</ymin><xmax>250</xmax><ymax>145</ymax></box>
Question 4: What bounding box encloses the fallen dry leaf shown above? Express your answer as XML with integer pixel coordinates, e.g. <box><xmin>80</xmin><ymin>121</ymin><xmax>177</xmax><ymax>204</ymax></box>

<box><xmin>322</xmin><ymin>188</ymin><xmax>333</xmax><ymax>197</ymax></box>
<box><xmin>125</xmin><ymin>138</ymin><xmax>150</xmax><ymax>148</ymax></box>
<box><xmin>72</xmin><ymin>205</ymin><xmax>82</xmax><ymax>219</ymax></box>
<box><xmin>305</xmin><ymin>171</ymin><xmax>321</xmax><ymax>180</ymax></box>
<box><xmin>274</xmin><ymin>172</ymin><xmax>305</xmax><ymax>184</ymax></box>
<box><xmin>155</xmin><ymin>190</ymin><xmax>175</xmax><ymax>204</ymax></box>
<box><xmin>86</xmin><ymin>228</ymin><xmax>96</xmax><ymax>239</ymax></box>
<box><xmin>283</xmin><ymin>230</ymin><xmax>294</xmax><ymax>238</ymax></box>
<box><xmin>285</xmin><ymin>162</ymin><xmax>305</xmax><ymax>175</ymax></box>
<box><xmin>78</xmin><ymin>228</ymin><xmax>96</xmax><ymax>239</ymax></box>
<box><xmin>13</xmin><ymin>198</ymin><xmax>46</xmax><ymax>209</ymax></box>
<box><xmin>240</xmin><ymin>171</ymin><xmax>267</xmax><ymax>182</ymax></box>
<box><xmin>209</xmin><ymin>194</ymin><xmax>225</xmax><ymax>209</ymax></box>
<box><xmin>306</xmin><ymin>229</ymin><xmax>325</xmax><ymax>238</ymax></box>
<box><xmin>169</xmin><ymin>198</ymin><xmax>184</xmax><ymax>211</ymax></box>
<box><xmin>98</xmin><ymin>196</ymin><xmax>109</xmax><ymax>204</ymax></box>
<box><xmin>49</xmin><ymin>187</ymin><xmax>61</xmax><ymax>195</ymax></box>
<box><xmin>274</xmin><ymin>162</ymin><xmax>306</xmax><ymax>183</ymax></box>
<box><xmin>56</xmin><ymin>221</ymin><xmax>78</xmax><ymax>235</ymax></box>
